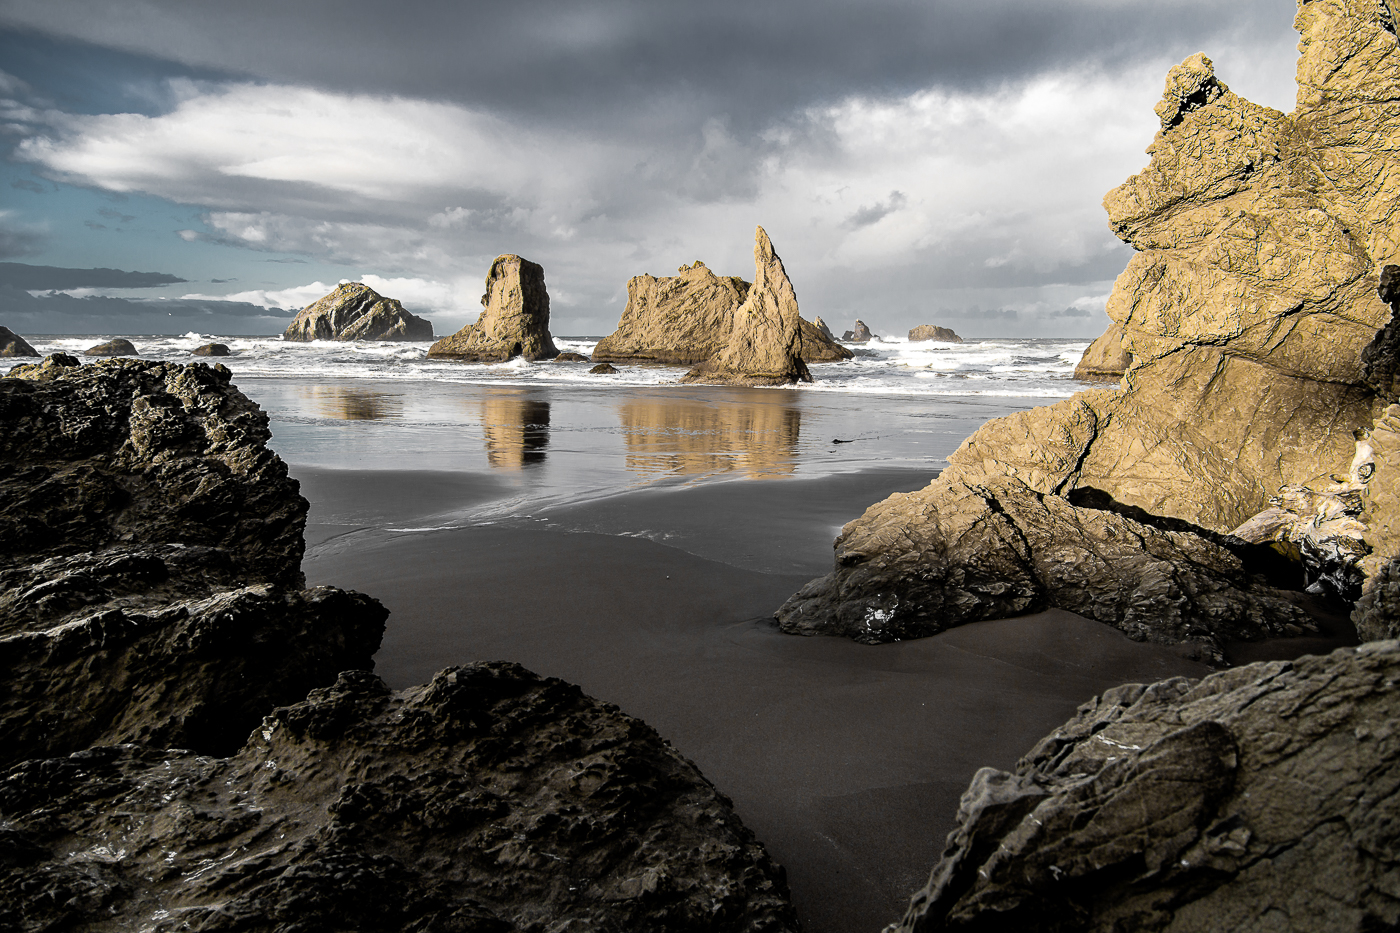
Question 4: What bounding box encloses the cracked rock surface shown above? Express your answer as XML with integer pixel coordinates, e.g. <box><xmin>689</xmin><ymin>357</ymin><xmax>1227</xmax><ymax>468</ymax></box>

<box><xmin>0</xmin><ymin>663</ymin><xmax>800</xmax><ymax>933</ymax></box>
<box><xmin>428</xmin><ymin>255</ymin><xmax>560</xmax><ymax>362</ymax></box>
<box><xmin>283</xmin><ymin>282</ymin><xmax>434</xmax><ymax>342</ymax></box>
<box><xmin>887</xmin><ymin>639</ymin><xmax>1400</xmax><ymax>933</ymax></box>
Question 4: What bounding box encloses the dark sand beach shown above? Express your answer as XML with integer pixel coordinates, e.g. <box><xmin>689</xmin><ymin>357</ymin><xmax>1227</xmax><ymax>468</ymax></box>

<box><xmin>248</xmin><ymin>378</ymin><xmax>1352</xmax><ymax>931</ymax></box>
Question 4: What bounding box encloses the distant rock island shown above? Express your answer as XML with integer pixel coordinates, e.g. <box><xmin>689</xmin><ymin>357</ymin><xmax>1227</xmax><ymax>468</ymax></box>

<box><xmin>907</xmin><ymin>324</ymin><xmax>962</xmax><ymax>343</ymax></box>
<box><xmin>283</xmin><ymin>282</ymin><xmax>434</xmax><ymax>341</ymax></box>
<box><xmin>842</xmin><ymin>320</ymin><xmax>876</xmax><ymax>342</ymax></box>
<box><xmin>681</xmin><ymin>226</ymin><xmax>813</xmax><ymax>386</ymax></box>
<box><xmin>592</xmin><ymin>252</ymin><xmax>850</xmax><ymax>366</ymax></box>
<box><xmin>84</xmin><ymin>338</ymin><xmax>138</xmax><ymax>357</ymax></box>
<box><xmin>428</xmin><ymin>254</ymin><xmax>560</xmax><ymax>362</ymax></box>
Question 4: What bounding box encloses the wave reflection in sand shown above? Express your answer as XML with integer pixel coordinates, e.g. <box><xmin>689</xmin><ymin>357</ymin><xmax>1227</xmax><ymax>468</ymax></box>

<box><xmin>620</xmin><ymin>395</ymin><xmax>800</xmax><ymax>479</ymax></box>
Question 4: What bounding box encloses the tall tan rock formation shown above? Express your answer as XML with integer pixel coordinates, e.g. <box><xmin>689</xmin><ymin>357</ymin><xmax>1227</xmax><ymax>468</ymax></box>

<box><xmin>778</xmin><ymin>0</ymin><xmax>1400</xmax><ymax>648</ymax></box>
<box><xmin>428</xmin><ymin>255</ymin><xmax>559</xmax><ymax>362</ymax></box>
<box><xmin>682</xmin><ymin>227</ymin><xmax>813</xmax><ymax>386</ymax></box>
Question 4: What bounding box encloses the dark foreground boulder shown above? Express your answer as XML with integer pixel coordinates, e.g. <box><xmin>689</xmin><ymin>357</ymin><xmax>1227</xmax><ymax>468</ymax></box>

<box><xmin>192</xmin><ymin>341</ymin><xmax>231</xmax><ymax>356</ymax></box>
<box><xmin>284</xmin><ymin>282</ymin><xmax>434</xmax><ymax>341</ymax></box>
<box><xmin>888</xmin><ymin>640</ymin><xmax>1400</xmax><ymax>933</ymax></box>
<box><xmin>0</xmin><ymin>356</ymin><xmax>386</xmax><ymax>764</ymax></box>
<box><xmin>84</xmin><ymin>337</ymin><xmax>137</xmax><ymax>357</ymax></box>
<box><xmin>0</xmin><ymin>326</ymin><xmax>37</xmax><ymax>357</ymax></box>
<box><xmin>428</xmin><ymin>255</ymin><xmax>560</xmax><ymax>362</ymax></box>
<box><xmin>0</xmin><ymin>662</ymin><xmax>800</xmax><ymax>933</ymax></box>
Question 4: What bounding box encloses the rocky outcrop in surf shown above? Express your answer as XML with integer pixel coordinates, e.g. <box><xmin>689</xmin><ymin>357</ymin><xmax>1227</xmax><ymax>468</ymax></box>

<box><xmin>284</xmin><ymin>282</ymin><xmax>434</xmax><ymax>342</ymax></box>
<box><xmin>428</xmin><ymin>255</ymin><xmax>559</xmax><ymax>362</ymax></box>
<box><xmin>0</xmin><ymin>356</ymin><xmax>386</xmax><ymax>764</ymax></box>
<box><xmin>908</xmin><ymin>325</ymin><xmax>962</xmax><ymax>343</ymax></box>
<box><xmin>591</xmin><ymin>259</ymin><xmax>850</xmax><ymax>365</ymax></box>
<box><xmin>779</xmin><ymin>0</ymin><xmax>1400</xmax><ymax>648</ymax></box>
<box><xmin>843</xmin><ymin>320</ymin><xmax>876</xmax><ymax>342</ymax></box>
<box><xmin>0</xmin><ymin>663</ymin><xmax>800</xmax><ymax>933</ymax></box>
<box><xmin>0</xmin><ymin>326</ymin><xmax>36</xmax><ymax>357</ymax></box>
<box><xmin>682</xmin><ymin>227</ymin><xmax>813</xmax><ymax>386</ymax></box>
<box><xmin>888</xmin><ymin>640</ymin><xmax>1400</xmax><ymax>933</ymax></box>
<box><xmin>84</xmin><ymin>338</ymin><xmax>137</xmax><ymax>357</ymax></box>
<box><xmin>1073</xmin><ymin>322</ymin><xmax>1131</xmax><ymax>381</ymax></box>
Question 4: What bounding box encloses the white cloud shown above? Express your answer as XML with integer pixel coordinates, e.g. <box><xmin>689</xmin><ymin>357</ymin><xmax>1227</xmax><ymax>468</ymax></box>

<box><xmin>180</xmin><ymin>280</ymin><xmax>336</xmax><ymax>310</ymax></box>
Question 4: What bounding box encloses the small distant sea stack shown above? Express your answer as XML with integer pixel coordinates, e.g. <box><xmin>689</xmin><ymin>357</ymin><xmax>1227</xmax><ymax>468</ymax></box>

<box><xmin>908</xmin><ymin>324</ymin><xmax>962</xmax><ymax>343</ymax></box>
<box><xmin>283</xmin><ymin>283</ymin><xmax>434</xmax><ymax>342</ymax></box>
<box><xmin>1074</xmin><ymin>321</ymin><xmax>1133</xmax><ymax>381</ymax></box>
<box><xmin>681</xmin><ymin>227</ymin><xmax>812</xmax><ymax>386</ymax></box>
<box><xmin>813</xmin><ymin>317</ymin><xmax>836</xmax><ymax>341</ymax></box>
<box><xmin>842</xmin><ymin>320</ymin><xmax>876</xmax><ymax>342</ymax></box>
<box><xmin>84</xmin><ymin>338</ymin><xmax>138</xmax><ymax>357</ymax></box>
<box><xmin>0</xmin><ymin>326</ymin><xmax>37</xmax><ymax>357</ymax></box>
<box><xmin>428</xmin><ymin>255</ymin><xmax>559</xmax><ymax>362</ymax></box>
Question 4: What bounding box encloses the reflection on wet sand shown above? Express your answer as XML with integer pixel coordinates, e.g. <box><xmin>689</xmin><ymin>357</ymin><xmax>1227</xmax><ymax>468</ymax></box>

<box><xmin>620</xmin><ymin>397</ymin><xmax>800</xmax><ymax>479</ymax></box>
<box><xmin>305</xmin><ymin>385</ymin><xmax>404</xmax><ymax>421</ymax></box>
<box><xmin>480</xmin><ymin>393</ymin><xmax>551</xmax><ymax>470</ymax></box>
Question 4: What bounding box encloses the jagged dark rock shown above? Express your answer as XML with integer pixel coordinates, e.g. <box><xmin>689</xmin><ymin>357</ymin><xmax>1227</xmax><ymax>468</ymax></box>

<box><xmin>0</xmin><ymin>357</ymin><xmax>386</xmax><ymax>765</ymax></box>
<box><xmin>84</xmin><ymin>338</ymin><xmax>137</xmax><ymax>357</ymax></box>
<box><xmin>887</xmin><ymin>640</ymin><xmax>1400</xmax><ymax>933</ymax></box>
<box><xmin>590</xmin><ymin>362</ymin><xmax>619</xmax><ymax>374</ymax></box>
<box><xmin>842</xmin><ymin>320</ymin><xmax>876</xmax><ymax>342</ymax></box>
<box><xmin>908</xmin><ymin>325</ymin><xmax>962</xmax><ymax>343</ymax></box>
<box><xmin>0</xmin><ymin>326</ymin><xmax>37</xmax><ymax>357</ymax></box>
<box><xmin>0</xmin><ymin>663</ymin><xmax>800</xmax><ymax>933</ymax></box>
<box><xmin>428</xmin><ymin>255</ymin><xmax>559</xmax><ymax>362</ymax></box>
<box><xmin>191</xmin><ymin>342</ymin><xmax>231</xmax><ymax>356</ymax></box>
<box><xmin>283</xmin><ymin>283</ymin><xmax>434</xmax><ymax>341</ymax></box>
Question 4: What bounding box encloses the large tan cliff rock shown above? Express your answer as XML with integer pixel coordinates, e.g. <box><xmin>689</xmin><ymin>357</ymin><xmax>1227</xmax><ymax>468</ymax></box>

<box><xmin>591</xmin><ymin>260</ymin><xmax>850</xmax><ymax>365</ymax></box>
<box><xmin>682</xmin><ymin>227</ymin><xmax>813</xmax><ymax>386</ymax></box>
<box><xmin>779</xmin><ymin>0</ymin><xmax>1400</xmax><ymax>648</ymax></box>
<box><xmin>283</xmin><ymin>283</ymin><xmax>434</xmax><ymax>342</ymax></box>
<box><xmin>427</xmin><ymin>255</ymin><xmax>559</xmax><ymax>362</ymax></box>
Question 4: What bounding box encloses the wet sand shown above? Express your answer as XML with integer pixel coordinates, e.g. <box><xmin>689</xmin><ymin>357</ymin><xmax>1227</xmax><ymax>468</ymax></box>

<box><xmin>296</xmin><ymin>466</ymin><xmax>1215</xmax><ymax>932</ymax></box>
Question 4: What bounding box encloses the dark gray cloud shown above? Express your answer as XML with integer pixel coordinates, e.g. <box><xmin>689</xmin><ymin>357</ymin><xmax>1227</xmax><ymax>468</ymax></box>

<box><xmin>0</xmin><ymin>262</ymin><xmax>187</xmax><ymax>289</ymax></box>
<box><xmin>0</xmin><ymin>284</ymin><xmax>292</xmax><ymax>335</ymax></box>
<box><xmin>0</xmin><ymin>224</ymin><xmax>44</xmax><ymax>259</ymax></box>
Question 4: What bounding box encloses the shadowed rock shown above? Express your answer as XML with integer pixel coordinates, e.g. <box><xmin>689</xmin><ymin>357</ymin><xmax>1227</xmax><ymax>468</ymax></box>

<box><xmin>0</xmin><ymin>326</ymin><xmax>37</xmax><ymax>357</ymax></box>
<box><xmin>84</xmin><ymin>338</ymin><xmax>137</xmax><ymax>357</ymax></box>
<box><xmin>1073</xmin><ymin>322</ymin><xmax>1131</xmax><ymax>381</ymax></box>
<box><xmin>191</xmin><ymin>342</ymin><xmax>231</xmax><ymax>356</ymax></box>
<box><xmin>428</xmin><ymin>255</ymin><xmax>559</xmax><ymax>362</ymax></box>
<box><xmin>284</xmin><ymin>282</ymin><xmax>434</xmax><ymax>341</ymax></box>
<box><xmin>590</xmin><ymin>362</ymin><xmax>619</xmax><ymax>374</ymax></box>
<box><xmin>887</xmin><ymin>640</ymin><xmax>1400</xmax><ymax>933</ymax></box>
<box><xmin>682</xmin><ymin>227</ymin><xmax>812</xmax><ymax>386</ymax></box>
<box><xmin>0</xmin><ymin>663</ymin><xmax>800</xmax><ymax>933</ymax></box>
<box><xmin>908</xmin><ymin>325</ymin><xmax>962</xmax><ymax>343</ymax></box>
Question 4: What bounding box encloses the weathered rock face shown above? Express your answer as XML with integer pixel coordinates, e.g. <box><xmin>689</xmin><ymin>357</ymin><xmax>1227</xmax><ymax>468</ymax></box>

<box><xmin>0</xmin><ymin>326</ymin><xmax>37</xmax><ymax>357</ymax></box>
<box><xmin>908</xmin><ymin>325</ymin><xmax>962</xmax><ymax>343</ymax></box>
<box><xmin>590</xmin><ymin>362</ymin><xmax>619</xmax><ymax>374</ymax></box>
<box><xmin>428</xmin><ymin>255</ymin><xmax>559</xmax><ymax>362</ymax></box>
<box><xmin>591</xmin><ymin>259</ymin><xmax>851</xmax><ymax>365</ymax></box>
<box><xmin>283</xmin><ymin>282</ymin><xmax>434</xmax><ymax>342</ymax></box>
<box><xmin>84</xmin><ymin>338</ymin><xmax>137</xmax><ymax>357</ymax></box>
<box><xmin>843</xmin><ymin>320</ymin><xmax>876</xmax><ymax>342</ymax></box>
<box><xmin>0</xmin><ymin>356</ymin><xmax>386</xmax><ymax>764</ymax></box>
<box><xmin>813</xmin><ymin>316</ymin><xmax>836</xmax><ymax>341</ymax></box>
<box><xmin>555</xmin><ymin>351</ymin><xmax>589</xmax><ymax>362</ymax></box>
<box><xmin>781</xmin><ymin>2</ymin><xmax>1400</xmax><ymax>646</ymax></box>
<box><xmin>191</xmin><ymin>342</ymin><xmax>230</xmax><ymax>356</ymax></box>
<box><xmin>1073</xmin><ymin>321</ymin><xmax>1131</xmax><ymax>381</ymax></box>
<box><xmin>682</xmin><ymin>227</ymin><xmax>813</xmax><ymax>386</ymax></box>
<box><xmin>888</xmin><ymin>640</ymin><xmax>1400</xmax><ymax>933</ymax></box>
<box><xmin>0</xmin><ymin>663</ymin><xmax>800</xmax><ymax>933</ymax></box>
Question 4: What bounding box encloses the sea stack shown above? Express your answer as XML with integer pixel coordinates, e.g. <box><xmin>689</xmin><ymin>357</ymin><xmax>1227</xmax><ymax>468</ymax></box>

<box><xmin>842</xmin><ymin>320</ymin><xmax>876</xmax><ymax>342</ymax></box>
<box><xmin>681</xmin><ymin>227</ymin><xmax>812</xmax><ymax>386</ymax></box>
<box><xmin>776</xmin><ymin>3</ymin><xmax>1400</xmax><ymax>648</ymax></box>
<box><xmin>283</xmin><ymin>282</ymin><xmax>434</xmax><ymax>341</ymax></box>
<box><xmin>0</xmin><ymin>326</ymin><xmax>37</xmax><ymax>357</ymax></box>
<box><xmin>428</xmin><ymin>255</ymin><xmax>559</xmax><ymax>362</ymax></box>
<box><xmin>1074</xmin><ymin>321</ymin><xmax>1132</xmax><ymax>380</ymax></box>
<box><xmin>907</xmin><ymin>324</ymin><xmax>962</xmax><ymax>343</ymax></box>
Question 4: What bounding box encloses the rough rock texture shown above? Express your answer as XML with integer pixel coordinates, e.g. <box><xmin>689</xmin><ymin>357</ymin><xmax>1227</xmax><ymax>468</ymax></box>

<box><xmin>555</xmin><ymin>351</ymin><xmax>589</xmax><ymax>362</ymax></box>
<box><xmin>781</xmin><ymin>2</ymin><xmax>1400</xmax><ymax>646</ymax></box>
<box><xmin>590</xmin><ymin>362</ymin><xmax>619</xmax><ymax>374</ymax></box>
<box><xmin>84</xmin><ymin>338</ymin><xmax>137</xmax><ymax>357</ymax></box>
<box><xmin>813</xmin><ymin>316</ymin><xmax>836</xmax><ymax>341</ymax></box>
<box><xmin>908</xmin><ymin>325</ymin><xmax>963</xmax><ymax>343</ymax></box>
<box><xmin>191</xmin><ymin>342</ymin><xmax>231</xmax><ymax>356</ymax></box>
<box><xmin>283</xmin><ymin>283</ymin><xmax>434</xmax><ymax>342</ymax></box>
<box><xmin>842</xmin><ymin>320</ymin><xmax>876</xmax><ymax>342</ymax></box>
<box><xmin>0</xmin><ymin>356</ymin><xmax>386</xmax><ymax>764</ymax></box>
<box><xmin>0</xmin><ymin>325</ymin><xmax>37</xmax><ymax>357</ymax></box>
<box><xmin>682</xmin><ymin>228</ymin><xmax>813</xmax><ymax>386</ymax></box>
<box><xmin>428</xmin><ymin>255</ymin><xmax>559</xmax><ymax>362</ymax></box>
<box><xmin>0</xmin><ymin>663</ymin><xmax>800</xmax><ymax>933</ymax></box>
<box><xmin>887</xmin><ymin>640</ymin><xmax>1400</xmax><ymax>933</ymax></box>
<box><xmin>591</xmin><ymin>260</ymin><xmax>850</xmax><ymax>365</ymax></box>
<box><xmin>1073</xmin><ymin>322</ymin><xmax>1132</xmax><ymax>381</ymax></box>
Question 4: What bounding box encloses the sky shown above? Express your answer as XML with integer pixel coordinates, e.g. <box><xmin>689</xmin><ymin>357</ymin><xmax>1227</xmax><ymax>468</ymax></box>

<box><xmin>0</xmin><ymin>0</ymin><xmax>1302</xmax><ymax>338</ymax></box>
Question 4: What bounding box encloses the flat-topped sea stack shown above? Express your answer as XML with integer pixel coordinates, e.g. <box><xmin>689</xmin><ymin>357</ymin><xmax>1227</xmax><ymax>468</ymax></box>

<box><xmin>592</xmin><ymin>261</ymin><xmax>851</xmax><ymax>365</ymax></box>
<box><xmin>1074</xmin><ymin>321</ymin><xmax>1132</xmax><ymax>381</ymax></box>
<box><xmin>283</xmin><ymin>282</ymin><xmax>434</xmax><ymax>341</ymax></box>
<box><xmin>428</xmin><ymin>254</ymin><xmax>559</xmax><ymax>362</ymax></box>
<box><xmin>682</xmin><ymin>227</ymin><xmax>813</xmax><ymax>386</ymax></box>
<box><xmin>0</xmin><ymin>326</ymin><xmax>37</xmax><ymax>357</ymax></box>
<box><xmin>908</xmin><ymin>324</ymin><xmax>962</xmax><ymax>343</ymax></box>
<box><xmin>777</xmin><ymin>0</ymin><xmax>1400</xmax><ymax>650</ymax></box>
